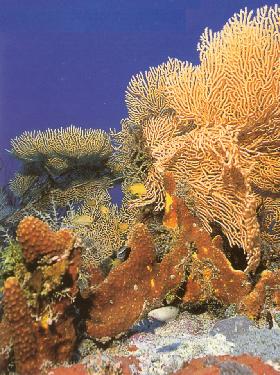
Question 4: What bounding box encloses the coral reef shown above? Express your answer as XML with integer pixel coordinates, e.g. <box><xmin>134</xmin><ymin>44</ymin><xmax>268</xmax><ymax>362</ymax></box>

<box><xmin>0</xmin><ymin>4</ymin><xmax>280</xmax><ymax>374</ymax></box>
<box><xmin>0</xmin><ymin>217</ymin><xmax>81</xmax><ymax>374</ymax></box>
<box><xmin>7</xmin><ymin>126</ymin><xmax>117</xmax><ymax>229</ymax></box>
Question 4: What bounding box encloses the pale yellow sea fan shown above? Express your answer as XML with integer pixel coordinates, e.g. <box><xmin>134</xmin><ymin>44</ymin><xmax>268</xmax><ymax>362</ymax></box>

<box><xmin>10</xmin><ymin>125</ymin><xmax>112</xmax><ymax>164</ymax></box>
<box><xmin>167</xmin><ymin>5</ymin><xmax>280</xmax><ymax>130</ymax></box>
<box><xmin>258</xmin><ymin>197</ymin><xmax>280</xmax><ymax>246</ymax></box>
<box><xmin>164</xmin><ymin>128</ymin><xmax>261</xmax><ymax>273</ymax></box>
<box><xmin>142</xmin><ymin>112</ymin><xmax>183</xmax><ymax>157</ymax></box>
<box><xmin>240</xmin><ymin>151</ymin><xmax>280</xmax><ymax>193</ymax></box>
<box><xmin>37</xmin><ymin>176</ymin><xmax>112</xmax><ymax>210</ymax></box>
<box><xmin>125</xmin><ymin>58</ymin><xmax>186</xmax><ymax>125</ymax></box>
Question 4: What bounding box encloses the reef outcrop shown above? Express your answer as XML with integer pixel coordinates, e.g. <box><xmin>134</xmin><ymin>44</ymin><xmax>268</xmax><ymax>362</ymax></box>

<box><xmin>0</xmin><ymin>4</ymin><xmax>280</xmax><ymax>374</ymax></box>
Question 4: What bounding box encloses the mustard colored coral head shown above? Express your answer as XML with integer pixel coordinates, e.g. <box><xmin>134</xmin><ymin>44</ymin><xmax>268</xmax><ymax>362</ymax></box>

<box><xmin>17</xmin><ymin>216</ymin><xmax>74</xmax><ymax>263</ymax></box>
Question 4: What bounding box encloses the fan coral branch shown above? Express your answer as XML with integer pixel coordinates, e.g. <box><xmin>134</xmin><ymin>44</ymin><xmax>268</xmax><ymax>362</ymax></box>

<box><xmin>168</xmin><ymin>6</ymin><xmax>280</xmax><ymax>131</ymax></box>
<box><xmin>125</xmin><ymin>58</ymin><xmax>186</xmax><ymax>125</ymax></box>
<box><xmin>0</xmin><ymin>188</ymin><xmax>13</xmax><ymax>221</ymax></box>
<box><xmin>9</xmin><ymin>173</ymin><xmax>38</xmax><ymax>198</ymax></box>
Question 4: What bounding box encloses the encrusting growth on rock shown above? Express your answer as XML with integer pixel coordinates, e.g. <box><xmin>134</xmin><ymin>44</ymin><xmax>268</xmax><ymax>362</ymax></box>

<box><xmin>86</xmin><ymin>219</ymin><xmax>189</xmax><ymax>339</ymax></box>
<box><xmin>238</xmin><ymin>269</ymin><xmax>280</xmax><ymax>319</ymax></box>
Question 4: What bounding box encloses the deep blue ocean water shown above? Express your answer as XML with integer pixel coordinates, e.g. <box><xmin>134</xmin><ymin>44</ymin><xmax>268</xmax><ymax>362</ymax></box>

<box><xmin>0</xmin><ymin>0</ymin><xmax>276</xmax><ymax>203</ymax></box>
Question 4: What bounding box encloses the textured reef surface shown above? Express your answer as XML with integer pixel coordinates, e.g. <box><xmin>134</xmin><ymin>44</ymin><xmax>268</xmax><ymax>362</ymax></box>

<box><xmin>0</xmin><ymin>5</ymin><xmax>280</xmax><ymax>374</ymax></box>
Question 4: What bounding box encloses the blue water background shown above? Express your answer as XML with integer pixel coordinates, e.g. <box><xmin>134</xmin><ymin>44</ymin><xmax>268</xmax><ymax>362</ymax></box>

<box><xmin>0</xmin><ymin>0</ymin><xmax>276</xmax><ymax>203</ymax></box>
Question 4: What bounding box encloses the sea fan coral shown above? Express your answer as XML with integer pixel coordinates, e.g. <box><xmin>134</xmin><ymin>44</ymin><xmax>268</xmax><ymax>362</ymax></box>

<box><xmin>63</xmin><ymin>200</ymin><xmax>126</xmax><ymax>267</ymax></box>
<box><xmin>10</xmin><ymin>125</ymin><xmax>113</xmax><ymax>175</ymax></box>
<box><xmin>168</xmin><ymin>6</ymin><xmax>280</xmax><ymax>131</ymax></box>
<box><xmin>9</xmin><ymin>173</ymin><xmax>38</xmax><ymax>198</ymax></box>
<box><xmin>258</xmin><ymin>197</ymin><xmax>280</xmax><ymax>248</ymax></box>
<box><xmin>124</xmin><ymin>5</ymin><xmax>280</xmax><ymax>273</ymax></box>
<box><xmin>125</xmin><ymin>58</ymin><xmax>186</xmax><ymax>125</ymax></box>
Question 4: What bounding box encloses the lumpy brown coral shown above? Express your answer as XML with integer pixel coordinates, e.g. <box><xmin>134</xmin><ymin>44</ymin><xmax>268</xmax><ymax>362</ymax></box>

<box><xmin>3</xmin><ymin>277</ymin><xmax>38</xmax><ymax>375</ymax></box>
<box><xmin>162</xmin><ymin>173</ymin><xmax>280</xmax><ymax>319</ymax></box>
<box><xmin>17</xmin><ymin>215</ymin><xmax>74</xmax><ymax>263</ymax></box>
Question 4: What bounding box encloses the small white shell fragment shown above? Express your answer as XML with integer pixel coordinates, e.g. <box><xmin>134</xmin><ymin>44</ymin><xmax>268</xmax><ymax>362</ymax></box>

<box><xmin>148</xmin><ymin>306</ymin><xmax>179</xmax><ymax>322</ymax></box>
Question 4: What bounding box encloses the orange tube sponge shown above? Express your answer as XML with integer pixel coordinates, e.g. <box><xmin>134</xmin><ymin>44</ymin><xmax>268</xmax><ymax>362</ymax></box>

<box><xmin>17</xmin><ymin>216</ymin><xmax>74</xmax><ymax>263</ymax></box>
<box><xmin>238</xmin><ymin>269</ymin><xmax>280</xmax><ymax>319</ymax></box>
<box><xmin>3</xmin><ymin>277</ymin><xmax>39</xmax><ymax>375</ymax></box>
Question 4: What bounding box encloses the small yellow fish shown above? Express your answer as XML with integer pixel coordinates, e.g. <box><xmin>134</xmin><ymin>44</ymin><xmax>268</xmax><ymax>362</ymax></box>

<box><xmin>72</xmin><ymin>214</ymin><xmax>93</xmax><ymax>225</ymax></box>
<box><xmin>118</xmin><ymin>222</ymin><xmax>129</xmax><ymax>233</ymax></box>
<box><xmin>40</xmin><ymin>313</ymin><xmax>50</xmax><ymax>331</ymax></box>
<box><xmin>128</xmin><ymin>183</ymin><xmax>147</xmax><ymax>197</ymax></box>
<box><xmin>100</xmin><ymin>205</ymin><xmax>110</xmax><ymax>215</ymax></box>
<box><xmin>86</xmin><ymin>198</ymin><xmax>98</xmax><ymax>207</ymax></box>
